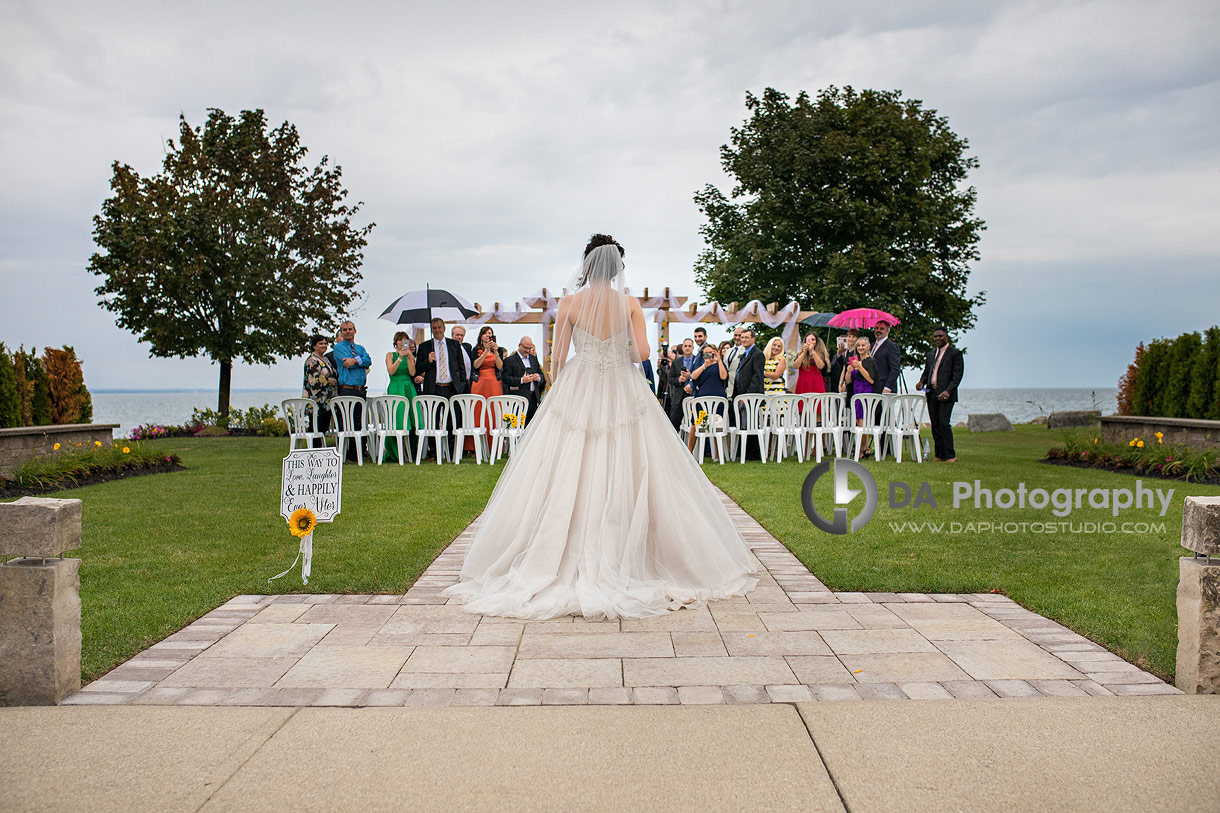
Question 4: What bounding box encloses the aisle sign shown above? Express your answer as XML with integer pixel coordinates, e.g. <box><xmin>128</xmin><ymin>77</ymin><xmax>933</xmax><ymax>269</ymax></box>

<box><xmin>280</xmin><ymin>448</ymin><xmax>343</xmax><ymax>522</ymax></box>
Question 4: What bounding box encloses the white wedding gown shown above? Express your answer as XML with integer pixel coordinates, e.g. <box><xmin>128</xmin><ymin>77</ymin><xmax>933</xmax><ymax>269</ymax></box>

<box><xmin>442</xmin><ymin>314</ymin><xmax>758</xmax><ymax>620</ymax></box>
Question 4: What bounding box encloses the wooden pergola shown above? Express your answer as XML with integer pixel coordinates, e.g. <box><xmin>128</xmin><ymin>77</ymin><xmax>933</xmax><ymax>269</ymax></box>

<box><xmin>415</xmin><ymin>287</ymin><xmax>817</xmax><ymax>370</ymax></box>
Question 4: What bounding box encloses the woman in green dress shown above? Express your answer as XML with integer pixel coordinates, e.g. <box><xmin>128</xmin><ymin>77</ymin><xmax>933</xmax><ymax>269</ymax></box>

<box><xmin>383</xmin><ymin>331</ymin><xmax>417</xmax><ymax>462</ymax></box>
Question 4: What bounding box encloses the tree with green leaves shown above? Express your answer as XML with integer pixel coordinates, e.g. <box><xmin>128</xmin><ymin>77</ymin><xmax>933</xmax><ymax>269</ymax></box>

<box><xmin>0</xmin><ymin>345</ymin><xmax>19</xmax><ymax>428</ymax></box>
<box><xmin>694</xmin><ymin>86</ymin><xmax>986</xmax><ymax>361</ymax></box>
<box><xmin>89</xmin><ymin>108</ymin><xmax>374</xmax><ymax>419</ymax></box>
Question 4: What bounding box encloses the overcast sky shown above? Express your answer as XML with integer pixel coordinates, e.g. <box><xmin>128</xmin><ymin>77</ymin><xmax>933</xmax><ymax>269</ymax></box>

<box><xmin>2</xmin><ymin>0</ymin><xmax>1217</xmax><ymax>397</ymax></box>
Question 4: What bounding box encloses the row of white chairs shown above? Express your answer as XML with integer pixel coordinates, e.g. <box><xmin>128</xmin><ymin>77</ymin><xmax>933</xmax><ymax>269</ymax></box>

<box><xmin>679</xmin><ymin>392</ymin><xmax>928</xmax><ymax>464</ymax></box>
<box><xmin>282</xmin><ymin>395</ymin><xmax>530</xmax><ymax>466</ymax></box>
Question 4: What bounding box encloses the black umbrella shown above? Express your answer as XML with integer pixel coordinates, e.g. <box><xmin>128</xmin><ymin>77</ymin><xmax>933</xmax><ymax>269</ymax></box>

<box><xmin>800</xmin><ymin>312</ymin><xmax>837</xmax><ymax>328</ymax></box>
<box><xmin>378</xmin><ymin>287</ymin><xmax>477</xmax><ymax>325</ymax></box>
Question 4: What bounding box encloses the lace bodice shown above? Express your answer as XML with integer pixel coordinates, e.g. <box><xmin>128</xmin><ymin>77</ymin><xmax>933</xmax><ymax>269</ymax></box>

<box><xmin>573</xmin><ymin>326</ymin><xmax>631</xmax><ymax>371</ymax></box>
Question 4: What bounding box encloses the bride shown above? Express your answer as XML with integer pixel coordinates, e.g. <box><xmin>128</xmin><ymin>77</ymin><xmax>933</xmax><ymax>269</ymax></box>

<box><xmin>442</xmin><ymin>234</ymin><xmax>757</xmax><ymax>619</ymax></box>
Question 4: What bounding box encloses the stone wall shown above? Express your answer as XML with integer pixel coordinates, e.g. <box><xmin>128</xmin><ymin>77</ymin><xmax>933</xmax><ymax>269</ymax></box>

<box><xmin>0</xmin><ymin>424</ymin><xmax>119</xmax><ymax>479</ymax></box>
<box><xmin>1099</xmin><ymin>415</ymin><xmax>1220</xmax><ymax>451</ymax></box>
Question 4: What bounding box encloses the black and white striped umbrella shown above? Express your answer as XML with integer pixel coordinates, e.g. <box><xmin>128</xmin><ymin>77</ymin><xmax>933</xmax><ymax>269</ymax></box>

<box><xmin>378</xmin><ymin>287</ymin><xmax>477</xmax><ymax>325</ymax></box>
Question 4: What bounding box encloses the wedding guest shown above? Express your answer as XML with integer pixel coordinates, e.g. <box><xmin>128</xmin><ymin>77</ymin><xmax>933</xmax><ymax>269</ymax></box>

<box><xmin>731</xmin><ymin>327</ymin><xmax>766</xmax><ymax>459</ymax></box>
<box><xmin>333</xmin><ymin>320</ymin><xmax>372</xmax><ymax>462</ymax></box>
<box><xmin>763</xmin><ymin>337</ymin><xmax>787</xmax><ymax>395</ymax></box>
<box><xmin>693</xmin><ymin>326</ymin><xmax>709</xmax><ymax>356</ymax></box>
<box><xmin>688</xmin><ymin>342</ymin><xmax>729</xmax><ymax>457</ymax></box>
<box><xmin>668</xmin><ymin>338</ymin><xmax>697</xmax><ymax>430</ymax></box>
<box><xmin>872</xmin><ymin>319</ymin><xmax>902</xmax><ymax>395</ymax></box>
<box><xmin>723</xmin><ymin>326</ymin><xmax>746</xmax><ymax>399</ymax></box>
<box><xmin>382</xmin><ymin>331</ymin><xmax>417</xmax><ymax>462</ymax></box>
<box><xmin>832</xmin><ymin>329</ymin><xmax>861</xmax><ymax>394</ymax></box>
<box><xmin>503</xmin><ymin>336</ymin><xmax>545</xmax><ymax>424</ymax></box>
<box><xmin>416</xmin><ymin>317</ymin><xmax>469</xmax><ymax>457</ymax></box>
<box><xmin>917</xmin><ymin>325</ymin><xmax>964</xmax><ymax>462</ymax></box>
<box><xmin>302</xmin><ymin>334</ymin><xmax>336</xmax><ymax>443</ymax></box>
<box><xmin>793</xmin><ymin>332</ymin><xmax>829</xmax><ymax>396</ymax></box>
<box><xmin>469</xmin><ymin>325</ymin><xmax>505</xmax><ymax>448</ymax></box>
<box><xmin>656</xmin><ymin>348</ymin><xmax>671</xmax><ymax>409</ymax></box>
<box><xmin>844</xmin><ymin>336</ymin><xmax>878</xmax><ymax>455</ymax></box>
<box><xmin>717</xmin><ymin>340</ymin><xmax>732</xmax><ymax>360</ymax></box>
<box><xmin>452</xmin><ymin>325</ymin><xmax>474</xmax><ymax>393</ymax></box>
<box><xmin>640</xmin><ymin>357</ymin><xmax>655</xmax><ymax>393</ymax></box>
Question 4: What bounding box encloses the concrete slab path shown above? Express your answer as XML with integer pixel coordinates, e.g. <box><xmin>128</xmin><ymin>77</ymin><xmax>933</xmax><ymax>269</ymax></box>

<box><xmin>3</xmin><ymin>697</ymin><xmax>1218</xmax><ymax>811</ymax></box>
<box><xmin>64</xmin><ymin>490</ymin><xmax>1180</xmax><ymax>707</ymax></box>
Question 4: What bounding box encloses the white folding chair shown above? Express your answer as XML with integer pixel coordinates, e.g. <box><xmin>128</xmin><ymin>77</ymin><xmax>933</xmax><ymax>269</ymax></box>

<box><xmin>679</xmin><ymin>397</ymin><xmax>697</xmax><ymax>445</ymax></box>
<box><xmin>689</xmin><ymin>395</ymin><xmax>729</xmax><ymax>464</ymax></box>
<box><xmin>328</xmin><ymin>396</ymin><xmax>371</xmax><ymax>465</ymax></box>
<box><xmin>449</xmin><ymin>394</ymin><xmax>489</xmax><ymax>464</ymax></box>
<box><xmin>849</xmin><ymin>393</ymin><xmax>889</xmax><ymax>462</ymax></box>
<box><xmin>766</xmin><ymin>393</ymin><xmax>804</xmax><ymax>463</ymax></box>
<box><xmin>411</xmin><ymin>395</ymin><xmax>451</xmax><ymax>465</ymax></box>
<box><xmin>887</xmin><ymin>394</ymin><xmax>927</xmax><ymax>463</ymax></box>
<box><xmin>487</xmin><ymin>395</ymin><xmax>529</xmax><ymax>463</ymax></box>
<box><xmin>729</xmin><ymin>394</ymin><xmax>769</xmax><ymax>463</ymax></box>
<box><xmin>369</xmin><ymin>395</ymin><xmax>412</xmax><ymax>465</ymax></box>
<box><xmin>282</xmin><ymin>398</ymin><xmax>325</xmax><ymax>451</ymax></box>
<box><xmin>807</xmin><ymin>394</ymin><xmax>847</xmax><ymax>462</ymax></box>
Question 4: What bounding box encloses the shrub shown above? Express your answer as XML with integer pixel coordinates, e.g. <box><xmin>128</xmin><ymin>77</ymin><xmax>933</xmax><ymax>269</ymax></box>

<box><xmin>1120</xmin><ymin>328</ymin><xmax>1220</xmax><ymax>419</ymax></box>
<box><xmin>0</xmin><ymin>344</ymin><xmax>18</xmax><ymax>428</ymax></box>
<box><xmin>190</xmin><ymin>406</ymin><xmax>228</xmax><ymax>429</ymax></box>
<box><xmin>1048</xmin><ymin>430</ymin><xmax>1219</xmax><ymax>483</ymax></box>
<box><xmin>42</xmin><ymin>346</ymin><xmax>92</xmax><ymax>425</ymax></box>
<box><xmin>259</xmin><ymin>417</ymin><xmax>289</xmax><ymax>437</ymax></box>
<box><xmin>129</xmin><ymin>423</ymin><xmax>172</xmax><ymax>441</ymax></box>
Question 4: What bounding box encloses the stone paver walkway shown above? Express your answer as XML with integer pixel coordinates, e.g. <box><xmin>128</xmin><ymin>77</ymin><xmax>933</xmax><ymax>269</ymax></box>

<box><xmin>65</xmin><ymin>491</ymin><xmax>1180</xmax><ymax>707</ymax></box>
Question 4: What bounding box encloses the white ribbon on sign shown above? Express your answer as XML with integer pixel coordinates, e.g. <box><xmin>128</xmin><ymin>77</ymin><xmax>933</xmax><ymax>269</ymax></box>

<box><xmin>268</xmin><ymin>533</ymin><xmax>314</xmax><ymax>585</ymax></box>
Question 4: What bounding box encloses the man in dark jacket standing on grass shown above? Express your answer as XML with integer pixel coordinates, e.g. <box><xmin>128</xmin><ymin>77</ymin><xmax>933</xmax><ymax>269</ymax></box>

<box><xmin>916</xmin><ymin>325</ymin><xmax>964</xmax><ymax>462</ymax></box>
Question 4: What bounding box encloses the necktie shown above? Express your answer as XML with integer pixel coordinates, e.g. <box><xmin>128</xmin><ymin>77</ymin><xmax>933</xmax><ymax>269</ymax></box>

<box><xmin>931</xmin><ymin>346</ymin><xmax>947</xmax><ymax>388</ymax></box>
<box><xmin>437</xmin><ymin>341</ymin><xmax>450</xmax><ymax>385</ymax></box>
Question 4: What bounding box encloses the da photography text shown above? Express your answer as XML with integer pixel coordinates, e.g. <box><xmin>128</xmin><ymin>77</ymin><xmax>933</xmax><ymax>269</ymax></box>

<box><xmin>802</xmin><ymin>459</ymin><xmax>1176</xmax><ymax>536</ymax></box>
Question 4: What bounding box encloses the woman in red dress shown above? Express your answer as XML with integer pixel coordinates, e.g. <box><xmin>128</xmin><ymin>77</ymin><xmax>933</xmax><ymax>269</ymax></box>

<box><xmin>793</xmin><ymin>332</ymin><xmax>830</xmax><ymax>396</ymax></box>
<box><xmin>468</xmin><ymin>326</ymin><xmax>505</xmax><ymax>452</ymax></box>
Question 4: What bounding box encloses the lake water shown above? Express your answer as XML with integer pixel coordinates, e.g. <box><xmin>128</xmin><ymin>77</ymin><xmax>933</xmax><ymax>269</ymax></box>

<box><xmin>91</xmin><ymin>387</ymin><xmax>1119</xmax><ymax>439</ymax></box>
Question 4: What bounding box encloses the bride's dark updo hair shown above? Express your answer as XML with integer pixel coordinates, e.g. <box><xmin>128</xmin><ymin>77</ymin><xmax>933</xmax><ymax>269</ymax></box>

<box><xmin>584</xmin><ymin>233</ymin><xmax>625</xmax><ymax>258</ymax></box>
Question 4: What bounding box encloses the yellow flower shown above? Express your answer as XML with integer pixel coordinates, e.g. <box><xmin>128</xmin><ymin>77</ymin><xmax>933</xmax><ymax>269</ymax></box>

<box><xmin>122</xmin><ymin>447</ymin><xmax>130</xmax><ymax>454</ymax></box>
<box><xmin>94</xmin><ymin>440</ymin><xmax>102</xmax><ymax>447</ymax></box>
<box><xmin>53</xmin><ymin>442</ymin><xmax>61</xmax><ymax>450</ymax></box>
<box><xmin>1136</xmin><ymin>440</ymin><xmax>1144</xmax><ymax>448</ymax></box>
<box><xmin>1128</xmin><ymin>438</ymin><xmax>1138</xmax><ymax>447</ymax></box>
<box><xmin>288</xmin><ymin>507</ymin><xmax>318</xmax><ymax>538</ymax></box>
<box><xmin>1092</xmin><ymin>438</ymin><xmax>1098</xmax><ymax>444</ymax></box>
<box><xmin>1155</xmin><ymin>432</ymin><xmax>1164</xmax><ymax>444</ymax></box>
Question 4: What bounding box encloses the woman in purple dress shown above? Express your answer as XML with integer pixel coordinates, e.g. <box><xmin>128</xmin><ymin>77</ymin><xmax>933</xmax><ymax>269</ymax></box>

<box><xmin>843</xmin><ymin>337</ymin><xmax>878</xmax><ymax>455</ymax></box>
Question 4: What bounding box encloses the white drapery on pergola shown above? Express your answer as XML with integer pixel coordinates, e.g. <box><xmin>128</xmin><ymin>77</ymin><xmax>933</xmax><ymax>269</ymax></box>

<box><xmin>411</xmin><ymin>287</ymin><xmax>817</xmax><ymax>371</ymax></box>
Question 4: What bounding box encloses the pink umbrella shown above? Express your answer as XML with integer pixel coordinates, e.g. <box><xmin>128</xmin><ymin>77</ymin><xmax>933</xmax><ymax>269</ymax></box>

<box><xmin>826</xmin><ymin>308</ymin><xmax>901</xmax><ymax>329</ymax></box>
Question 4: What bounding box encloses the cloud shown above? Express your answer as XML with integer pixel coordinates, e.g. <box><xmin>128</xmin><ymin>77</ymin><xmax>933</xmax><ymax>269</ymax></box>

<box><xmin>1</xmin><ymin>0</ymin><xmax>1217</xmax><ymax>397</ymax></box>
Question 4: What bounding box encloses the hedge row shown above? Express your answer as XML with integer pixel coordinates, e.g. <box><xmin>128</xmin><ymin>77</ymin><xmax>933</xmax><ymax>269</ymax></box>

<box><xmin>1117</xmin><ymin>326</ymin><xmax>1220</xmax><ymax>419</ymax></box>
<box><xmin>0</xmin><ymin>344</ymin><xmax>93</xmax><ymax>428</ymax></box>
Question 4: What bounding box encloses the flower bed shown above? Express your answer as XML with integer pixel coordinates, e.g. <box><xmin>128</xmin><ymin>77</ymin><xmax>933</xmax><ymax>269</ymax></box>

<box><xmin>0</xmin><ymin>440</ymin><xmax>184</xmax><ymax>497</ymax></box>
<box><xmin>1045</xmin><ymin>430</ymin><xmax>1220</xmax><ymax>485</ymax></box>
<box><xmin>127</xmin><ymin>403</ymin><xmax>288</xmax><ymax>440</ymax></box>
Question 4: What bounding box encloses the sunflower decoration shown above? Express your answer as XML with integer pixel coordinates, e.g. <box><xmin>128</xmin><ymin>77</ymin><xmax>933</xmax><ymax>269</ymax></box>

<box><xmin>694</xmin><ymin>410</ymin><xmax>708</xmax><ymax>428</ymax></box>
<box><xmin>288</xmin><ymin>507</ymin><xmax>318</xmax><ymax>538</ymax></box>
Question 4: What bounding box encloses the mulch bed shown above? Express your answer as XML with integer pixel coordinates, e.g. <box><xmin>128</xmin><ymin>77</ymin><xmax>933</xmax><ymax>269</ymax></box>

<box><xmin>0</xmin><ymin>461</ymin><xmax>187</xmax><ymax>499</ymax></box>
<box><xmin>1041</xmin><ymin>457</ymin><xmax>1220</xmax><ymax>487</ymax></box>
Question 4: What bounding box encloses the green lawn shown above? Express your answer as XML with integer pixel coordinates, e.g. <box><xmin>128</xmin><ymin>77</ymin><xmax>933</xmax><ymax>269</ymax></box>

<box><xmin>51</xmin><ymin>437</ymin><xmax>501</xmax><ymax>681</ymax></box>
<box><xmin>9</xmin><ymin>425</ymin><xmax>1210</xmax><ymax>683</ymax></box>
<box><xmin>702</xmin><ymin>424</ymin><xmax>1218</xmax><ymax>679</ymax></box>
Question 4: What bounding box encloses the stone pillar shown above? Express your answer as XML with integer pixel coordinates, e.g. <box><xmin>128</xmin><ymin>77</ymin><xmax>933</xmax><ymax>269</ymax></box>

<box><xmin>1177</xmin><ymin>496</ymin><xmax>1220</xmax><ymax>695</ymax></box>
<box><xmin>0</xmin><ymin>497</ymin><xmax>83</xmax><ymax>705</ymax></box>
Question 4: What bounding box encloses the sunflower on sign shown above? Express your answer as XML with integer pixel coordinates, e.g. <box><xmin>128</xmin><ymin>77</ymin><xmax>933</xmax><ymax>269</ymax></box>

<box><xmin>288</xmin><ymin>507</ymin><xmax>318</xmax><ymax>538</ymax></box>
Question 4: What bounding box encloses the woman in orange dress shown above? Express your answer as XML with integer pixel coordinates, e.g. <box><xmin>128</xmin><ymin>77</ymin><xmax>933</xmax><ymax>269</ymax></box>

<box><xmin>468</xmin><ymin>325</ymin><xmax>505</xmax><ymax>452</ymax></box>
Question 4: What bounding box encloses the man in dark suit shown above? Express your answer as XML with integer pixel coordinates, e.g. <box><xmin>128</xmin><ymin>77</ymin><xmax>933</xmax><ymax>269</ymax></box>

<box><xmin>871</xmin><ymin>320</ymin><xmax>902</xmax><ymax>394</ymax></box>
<box><xmin>917</xmin><ymin>325</ymin><xmax>964</xmax><ymax>462</ymax></box>
<box><xmin>415</xmin><ymin>318</ymin><xmax>469</xmax><ymax>456</ymax></box>
<box><xmin>668</xmin><ymin>339</ymin><xmax>697</xmax><ymax>430</ymax></box>
<box><xmin>503</xmin><ymin>336</ymin><xmax>545</xmax><ymax>424</ymax></box>
<box><xmin>730</xmin><ymin>327</ymin><xmax>766</xmax><ymax>460</ymax></box>
<box><xmin>732</xmin><ymin>328</ymin><xmax>765</xmax><ymax>397</ymax></box>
